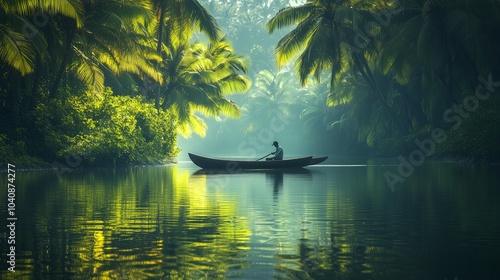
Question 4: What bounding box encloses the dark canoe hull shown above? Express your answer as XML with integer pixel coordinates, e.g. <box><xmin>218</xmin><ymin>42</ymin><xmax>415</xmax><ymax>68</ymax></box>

<box><xmin>188</xmin><ymin>153</ymin><xmax>313</xmax><ymax>170</ymax></box>
<box><xmin>308</xmin><ymin>156</ymin><xmax>328</xmax><ymax>165</ymax></box>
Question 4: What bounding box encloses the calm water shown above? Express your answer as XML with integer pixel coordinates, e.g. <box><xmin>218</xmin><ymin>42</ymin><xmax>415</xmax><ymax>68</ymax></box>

<box><xmin>1</xmin><ymin>159</ymin><xmax>499</xmax><ymax>280</ymax></box>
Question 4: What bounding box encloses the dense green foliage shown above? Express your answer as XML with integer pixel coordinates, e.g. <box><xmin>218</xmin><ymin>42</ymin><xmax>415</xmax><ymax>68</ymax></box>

<box><xmin>35</xmin><ymin>88</ymin><xmax>179</xmax><ymax>166</ymax></box>
<box><xmin>198</xmin><ymin>0</ymin><xmax>500</xmax><ymax>160</ymax></box>
<box><xmin>263</xmin><ymin>0</ymin><xmax>500</xmax><ymax>159</ymax></box>
<box><xmin>0</xmin><ymin>0</ymin><xmax>250</xmax><ymax>167</ymax></box>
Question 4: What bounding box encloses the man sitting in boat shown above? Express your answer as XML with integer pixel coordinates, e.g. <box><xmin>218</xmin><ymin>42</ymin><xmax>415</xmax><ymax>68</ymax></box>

<box><xmin>267</xmin><ymin>141</ymin><xmax>283</xmax><ymax>160</ymax></box>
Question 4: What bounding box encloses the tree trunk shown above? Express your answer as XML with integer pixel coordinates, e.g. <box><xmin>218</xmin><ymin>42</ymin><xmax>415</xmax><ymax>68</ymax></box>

<box><xmin>49</xmin><ymin>25</ymin><xmax>76</xmax><ymax>99</ymax></box>
<box><xmin>28</xmin><ymin>54</ymin><xmax>43</xmax><ymax>111</ymax></box>
<box><xmin>6</xmin><ymin>72</ymin><xmax>22</xmax><ymax>136</ymax></box>
<box><xmin>154</xmin><ymin>4</ymin><xmax>167</xmax><ymax>112</ymax></box>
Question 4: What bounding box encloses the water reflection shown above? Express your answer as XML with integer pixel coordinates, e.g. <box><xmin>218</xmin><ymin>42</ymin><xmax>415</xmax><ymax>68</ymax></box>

<box><xmin>0</xmin><ymin>162</ymin><xmax>499</xmax><ymax>279</ymax></box>
<box><xmin>266</xmin><ymin>171</ymin><xmax>283</xmax><ymax>198</ymax></box>
<box><xmin>0</xmin><ymin>166</ymin><xmax>252</xmax><ymax>279</ymax></box>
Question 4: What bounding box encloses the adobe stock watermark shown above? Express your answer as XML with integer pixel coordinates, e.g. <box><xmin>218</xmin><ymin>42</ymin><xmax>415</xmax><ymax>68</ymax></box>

<box><xmin>384</xmin><ymin>74</ymin><xmax>500</xmax><ymax>192</ymax></box>
<box><xmin>6</xmin><ymin>164</ymin><xmax>17</xmax><ymax>272</ymax></box>
<box><xmin>52</xmin><ymin>151</ymin><xmax>83</xmax><ymax>182</ymax></box>
<box><xmin>21</xmin><ymin>12</ymin><xmax>50</xmax><ymax>38</ymax></box>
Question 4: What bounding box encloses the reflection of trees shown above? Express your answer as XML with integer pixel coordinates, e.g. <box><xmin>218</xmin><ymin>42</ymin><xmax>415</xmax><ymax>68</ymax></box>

<box><xmin>2</xmin><ymin>166</ymin><xmax>251</xmax><ymax>279</ymax></box>
<box><xmin>2</xmin><ymin>164</ymin><xmax>500</xmax><ymax>279</ymax></box>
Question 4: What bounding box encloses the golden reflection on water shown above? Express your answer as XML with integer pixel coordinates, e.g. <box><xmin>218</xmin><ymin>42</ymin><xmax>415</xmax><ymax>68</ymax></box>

<box><xmin>1</xmin><ymin>166</ymin><xmax>252</xmax><ymax>279</ymax></box>
<box><xmin>1</xmin><ymin>162</ymin><xmax>499</xmax><ymax>279</ymax></box>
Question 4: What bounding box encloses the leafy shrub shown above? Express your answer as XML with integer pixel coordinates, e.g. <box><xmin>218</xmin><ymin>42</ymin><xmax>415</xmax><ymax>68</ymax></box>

<box><xmin>36</xmin><ymin>88</ymin><xmax>179</xmax><ymax>166</ymax></box>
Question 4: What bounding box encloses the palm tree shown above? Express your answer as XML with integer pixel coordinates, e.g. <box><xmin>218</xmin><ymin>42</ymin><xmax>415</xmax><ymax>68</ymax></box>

<box><xmin>239</xmin><ymin>68</ymin><xmax>298</xmax><ymax>134</ymax></box>
<box><xmin>378</xmin><ymin>0</ymin><xmax>500</xmax><ymax>127</ymax></box>
<box><xmin>0</xmin><ymin>0</ymin><xmax>84</xmax><ymax>76</ymax></box>
<box><xmin>47</xmin><ymin>0</ymin><xmax>157</xmax><ymax>99</ymax></box>
<box><xmin>160</xmin><ymin>38</ymin><xmax>251</xmax><ymax>137</ymax></box>
<box><xmin>265</xmin><ymin>0</ymin><xmax>407</xmax><ymax>133</ymax></box>
<box><xmin>149</xmin><ymin>0</ymin><xmax>253</xmax><ymax>137</ymax></box>
<box><xmin>151</xmin><ymin>0</ymin><xmax>221</xmax><ymax>110</ymax></box>
<box><xmin>0</xmin><ymin>0</ymin><xmax>85</xmax><ymax>131</ymax></box>
<box><xmin>299</xmin><ymin>80</ymin><xmax>342</xmax><ymax>135</ymax></box>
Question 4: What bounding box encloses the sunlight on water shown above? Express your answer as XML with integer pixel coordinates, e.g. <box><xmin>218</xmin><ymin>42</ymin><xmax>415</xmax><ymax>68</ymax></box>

<box><xmin>1</xmin><ymin>162</ymin><xmax>499</xmax><ymax>279</ymax></box>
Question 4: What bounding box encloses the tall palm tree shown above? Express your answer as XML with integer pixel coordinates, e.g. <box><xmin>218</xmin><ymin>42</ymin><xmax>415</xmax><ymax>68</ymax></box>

<box><xmin>266</xmin><ymin>0</ymin><xmax>407</xmax><ymax>133</ymax></box>
<box><xmin>48</xmin><ymin>0</ymin><xmax>157</xmax><ymax>99</ymax></box>
<box><xmin>378</xmin><ymin>0</ymin><xmax>500</xmax><ymax>126</ymax></box>
<box><xmin>151</xmin><ymin>0</ymin><xmax>221</xmax><ymax>110</ymax></box>
<box><xmin>0</xmin><ymin>0</ymin><xmax>84</xmax><ymax>75</ymax></box>
<box><xmin>0</xmin><ymin>0</ymin><xmax>85</xmax><ymax>132</ymax></box>
<box><xmin>160</xmin><ymin>38</ymin><xmax>251</xmax><ymax>137</ymax></box>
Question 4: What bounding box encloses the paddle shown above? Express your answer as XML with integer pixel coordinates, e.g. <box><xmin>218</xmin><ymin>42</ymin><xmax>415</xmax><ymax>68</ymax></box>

<box><xmin>256</xmin><ymin>153</ymin><xmax>273</xmax><ymax>161</ymax></box>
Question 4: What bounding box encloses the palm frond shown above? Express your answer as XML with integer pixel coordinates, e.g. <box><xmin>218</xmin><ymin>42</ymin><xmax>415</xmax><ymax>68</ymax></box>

<box><xmin>378</xmin><ymin>15</ymin><xmax>421</xmax><ymax>84</ymax></box>
<box><xmin>183</xmin><ymin>0</ymin><xmax>221</xmax><ymax>41</ymax></box>
<box><xmin>218</xmin><ymin>74</ymin><xmax>252</xmax><ymax>94</ymax></box>
<box><xmin>15</xmin><ymin>0</ymin><xmax>85</xmax><ymax>27</ymax></box>
<box><xmin>275</xmin><ymin>14</ymin><xmax>320</xmax><ymax>67</ymax></box>
<box><xmin>266</xmin><ymin>4</ymin><xmax>317</xmax><ymax>34</ymax></box>
<box><xmin>71</xmin><ymin>53</ymin><xmax>105</xmax><ymax>91</ymax></box>
<box><xmin>98</xmin><ymin>51</ymin><xmax>120</xmax><ymax>73</ymax></box>
<box><xmin>177</xmin><ymin>114</ymin><xmax>207</xmax><ymax>138</ymax></box>
<box><xmin>121</xmin><ymin>54</ymin><xmax>163</xmax><ymax>83</ymax></box>
<box><xmin>215</xmin><ymin>98</ymin><xmax>241</xmax><ymax>118</ymax></box>
<box><xmin>296</xmin><ymin>20</ymin><xmax>335</xmax><ymax>84</ymax></box>
<box><xmin>184</xmin><ymin>57</ymin><xmax>213</xmax><ymax>73</ymax></box>
<box><xmin>444</xmin><ymin>9</ymin><xmax>480</xmax><ymax>47</ymax></box>
<box><xmin>0</xmin><ymin>25</ymin><xmax>35</xmax><ymax>75</ymax></box>
<box><xmin>108</xmin><ymin>0</ymin><xmax>153</xmax><ymax>21</ymax></box>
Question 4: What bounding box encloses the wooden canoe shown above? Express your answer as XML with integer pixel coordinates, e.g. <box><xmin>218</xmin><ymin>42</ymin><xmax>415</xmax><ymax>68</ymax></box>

<box><xmin>188</xmin><ymin>153</ymin><xmax>313</xmax><ymax>170</ymax></box>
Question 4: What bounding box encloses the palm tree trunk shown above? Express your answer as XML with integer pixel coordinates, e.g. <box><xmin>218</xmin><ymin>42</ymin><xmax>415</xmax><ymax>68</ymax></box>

<box><xmin>6</xmin><ymin>72</ymin><xmax>21</xmax><ymax>134</ymax></box>
<box><xmin>28</xmin><ymin>54</ymin><xmax>43</xmax><ymax>111</ymax></box>
<box><xmin>154</xmin><ymin>3</ymin><xmax>167</xmax><ymax>112</ymax></box>
<box><xmin>49</xmin><ymin>25</ymin><xmax>76</xmax><ymax>99</ymax></box>
<box><xmin>399</xmin><ymin>87</ymin><xmax>428</xmax><ymax>131</ymax></box>
<box><xmin>442</xmin><ymin>31</ymin><xmax>459</xmax><ymax>107</ymax></box>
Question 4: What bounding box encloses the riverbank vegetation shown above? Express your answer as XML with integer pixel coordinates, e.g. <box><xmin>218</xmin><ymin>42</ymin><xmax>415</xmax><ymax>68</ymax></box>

<box><xmin>1</xmin><ymin>0</ymin><xmax>250</xmax><ymax>167</ymax></box>
<box><xmin>1</xmin><ymin>0</ymin><xmax>500</xmax><ymax>168</ymax></box>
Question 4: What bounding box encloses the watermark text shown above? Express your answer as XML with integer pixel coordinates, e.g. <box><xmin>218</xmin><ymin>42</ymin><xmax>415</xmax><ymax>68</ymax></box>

<box><xmin>6</xmin><ymin>163</ymin><xmax>17</xmax><ymax>272</ymax></box>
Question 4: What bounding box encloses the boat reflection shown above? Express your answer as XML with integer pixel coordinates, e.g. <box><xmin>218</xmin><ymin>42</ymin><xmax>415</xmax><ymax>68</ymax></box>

<box><xmin>191</xmin><ymin>168</ymin><xmax>312</xmax><ymax>176</ymax></box>
<box><xmin>191</xmin><ymin>168</ymin><xmax>313</xmax><ymax>198</ymax></box>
